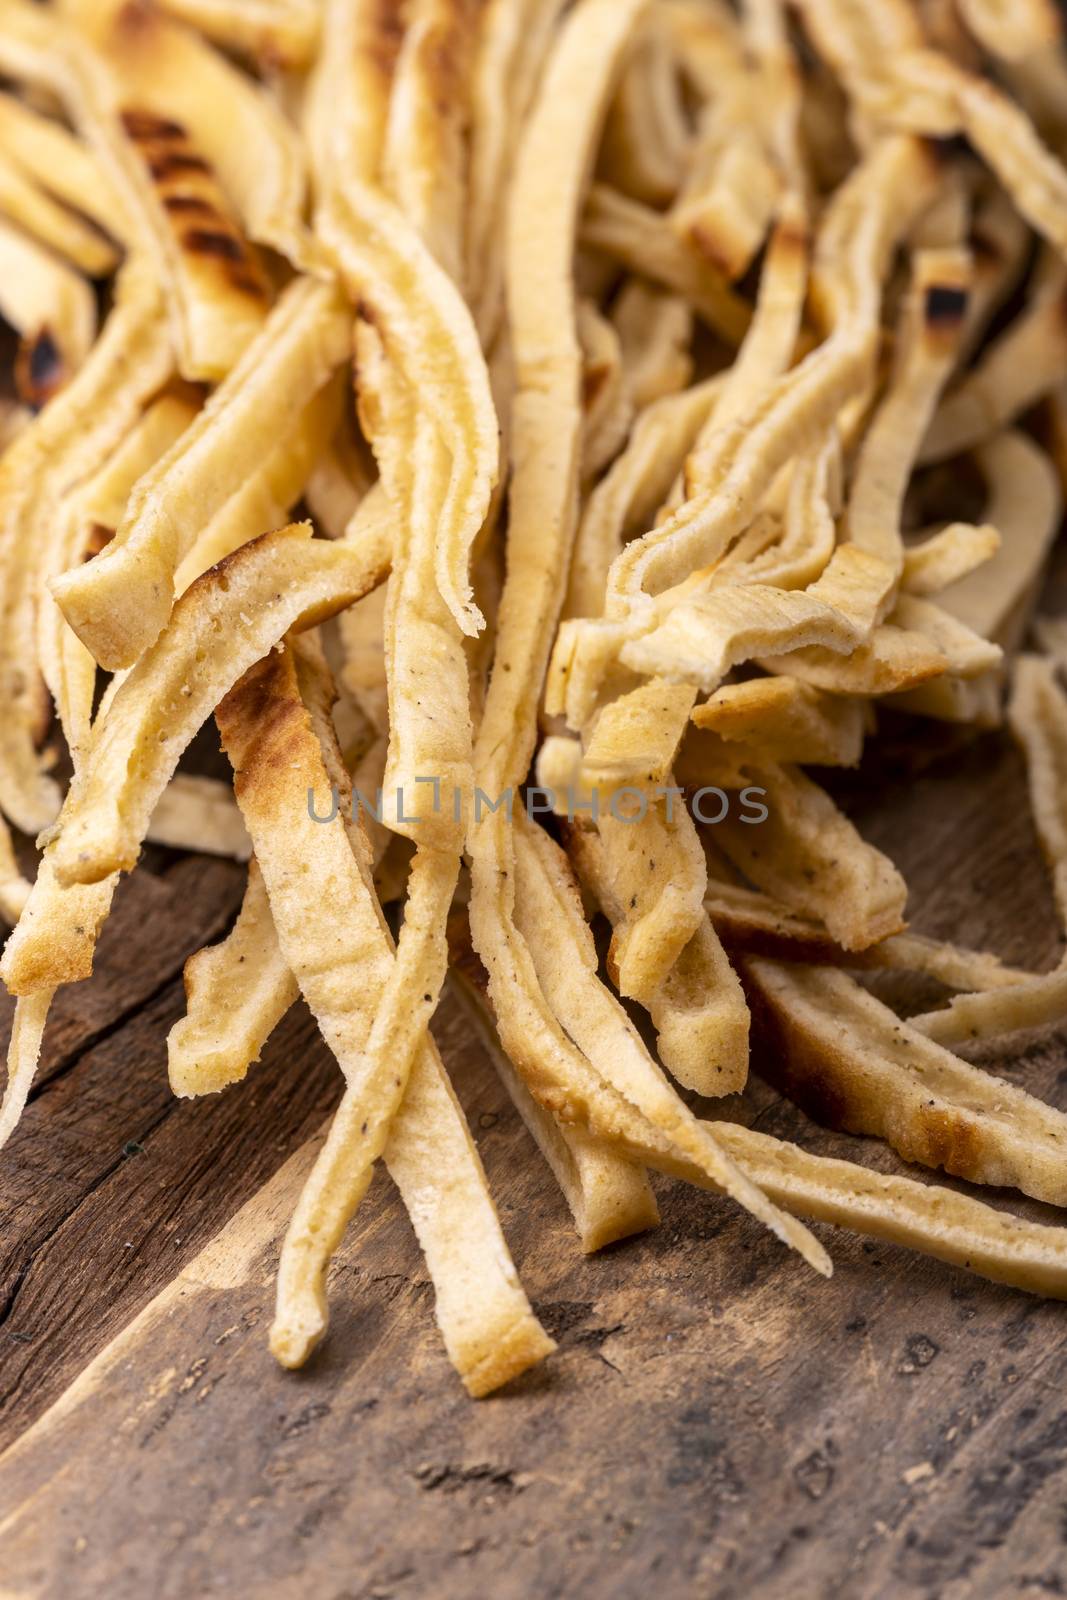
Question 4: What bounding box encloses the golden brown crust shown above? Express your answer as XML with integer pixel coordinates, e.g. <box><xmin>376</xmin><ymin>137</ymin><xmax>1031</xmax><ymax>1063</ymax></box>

<box><xmin>118</xmin><ymin>106</ymin><xmax>270</xmax><ymax>379</ymax></box>
<box><xmin>743</xmin><ymin>957</ymin><xmax>1067</xmax><ymax>1205</ymax></box>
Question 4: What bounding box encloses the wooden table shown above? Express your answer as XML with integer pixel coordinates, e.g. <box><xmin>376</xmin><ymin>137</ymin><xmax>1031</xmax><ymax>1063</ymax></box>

<box><xmin>1</xmin><ymin>724</ymin><xmax>1066</xmax><ymax>1599</ymax></box>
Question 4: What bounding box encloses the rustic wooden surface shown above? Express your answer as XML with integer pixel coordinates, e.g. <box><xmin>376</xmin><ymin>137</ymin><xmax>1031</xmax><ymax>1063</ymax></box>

<box><xmin>1</xmin><ymin>725</ymin><xmax>1067</xmax><ymax>1599</ymax></box>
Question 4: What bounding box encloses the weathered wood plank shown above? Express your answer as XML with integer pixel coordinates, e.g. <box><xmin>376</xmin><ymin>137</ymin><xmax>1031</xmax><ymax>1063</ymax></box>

<box><xmin>2</xmin><ymin>1037</ymin><xmax>1066</xmax><ymax>1600</ymax></box>
<box><xmin>0</xmin><ymin>994</ymin><xmax>340</xmax><ymax>1446</ymax></box>
<box><xmin>0</xmin><ymin>855</ymin><xmax>246</xmax><ymax>1087</ymax></box>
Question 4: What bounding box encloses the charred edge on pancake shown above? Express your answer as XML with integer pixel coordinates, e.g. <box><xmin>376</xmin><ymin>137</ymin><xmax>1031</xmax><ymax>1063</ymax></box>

<box><xmin>15</xmin><ymin>326</ymin><xmax>63</xmax><ymax>408</ymax></box>
<box><xmin>161</xmin><ymin>194</ymin><xmax>217</xmax><ymax>217</ymax></box>
<box><xmin>217</xmin><ymin>650</ymin><xmax>310</xmax><ymax>801</ymax></box>
<box><xmin>121</xmin><ymin>108</ymin><xmax>186</xmax><ymax>142</ymax></box>
<box><xmin>137</xmin><ymin>131</ymin><xmax>269</xmax><ymax>299</ymax></box>
<box><xmin>182</xmin><ymin>228</ymin><xmax>247</xmax><ymax>262</ymax></box>
<box><xmin>148</xmin><ymin>151</ymin><xmax>212</xmax><ymax>181</ymax></box>
<box><xmin>738</xmin><ymin>962</ymin><xmax>855</xmax><ymax>1130</ymax></box>
<box><xmin>26</xmin><ymin>326</ymin><xmax>61</xmax><ymax>389</ymax></box>
<box><xmin>743</xmin><ymin>963</ymin><xmax>990</xmax><ymax>1186</ymax></box>
<box><xmin>924</xmin><ymin>284</ymin><xmax>969</xmax><ymax>327</ymax></box>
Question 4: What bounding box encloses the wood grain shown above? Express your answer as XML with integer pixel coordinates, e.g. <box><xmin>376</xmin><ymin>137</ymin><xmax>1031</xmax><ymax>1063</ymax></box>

<box><xmin>1</xmin><ymin>725</ymin><xmax>1066</xmax><ymax>1599</ymax></box>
